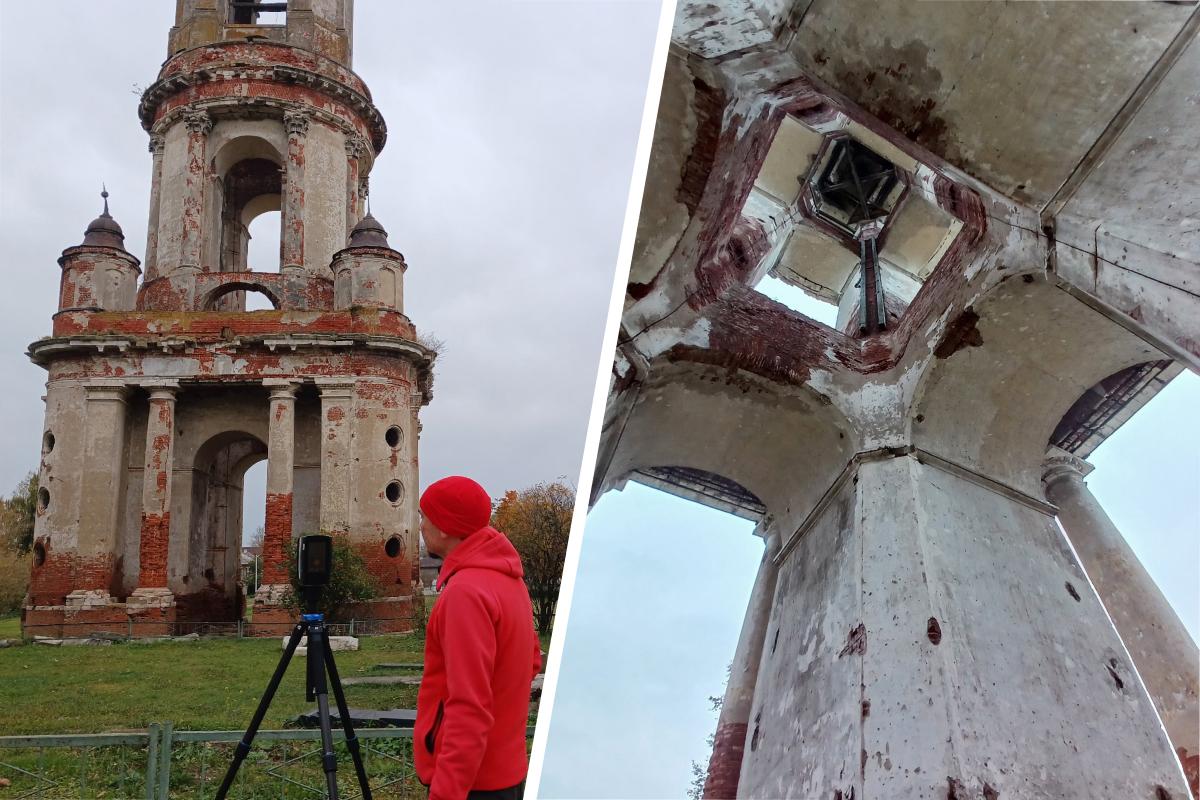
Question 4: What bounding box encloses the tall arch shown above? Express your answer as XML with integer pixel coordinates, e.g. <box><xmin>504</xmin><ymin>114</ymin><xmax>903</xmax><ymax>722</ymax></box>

<box><xmin>910</xmin><ymin>276</ymin><xmax>1173</xmax><ymax>496</ymax></box>
<box><xmin>176</xmin><ymin>430</ymin><xmax>267</xmax><ymax>624</ymax></box>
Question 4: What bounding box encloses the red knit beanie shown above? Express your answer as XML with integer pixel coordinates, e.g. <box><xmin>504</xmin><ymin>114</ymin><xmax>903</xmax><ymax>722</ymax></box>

<box><xmin>419</xmin><ymin>476</ymin><xmax>492</xmax><ymax>538</ymax></box>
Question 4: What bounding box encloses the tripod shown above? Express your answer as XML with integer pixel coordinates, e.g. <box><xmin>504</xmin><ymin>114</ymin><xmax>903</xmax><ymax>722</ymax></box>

<box><xmin>215</xmin><ymin>609</ymin><xmax>372</xmax><ymax>799</ymax></box>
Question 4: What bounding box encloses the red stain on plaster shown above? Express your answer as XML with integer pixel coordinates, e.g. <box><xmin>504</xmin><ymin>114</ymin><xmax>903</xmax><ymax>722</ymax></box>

<box><xmin>1176</xmin><ymin>748</ymin><xmax>1198</xmax><ymax>798</ymax></box>
<box><xmin>839</xmin><ymin>623</ymin><xmax>867</xmax><ymax>657</ymax></box>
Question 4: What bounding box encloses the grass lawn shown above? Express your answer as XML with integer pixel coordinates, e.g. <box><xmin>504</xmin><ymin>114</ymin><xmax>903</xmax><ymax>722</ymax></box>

<box><xmin>0</xmin><ymin>615</ymin><xmax>19</xmax><ymax>640</ymax></box>
<box><xmin>0</xmin><ymin>619</ymin><xmax>550</xmax><ymax>797</ymax></box>
<box><xmin>0</xmin><ymin>633</ymin><xmax>427</xmax><ymax>736</ymax></box>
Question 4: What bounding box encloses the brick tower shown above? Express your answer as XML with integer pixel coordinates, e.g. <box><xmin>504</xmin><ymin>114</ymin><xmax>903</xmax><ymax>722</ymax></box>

<box><xmin>24</xmin><ymin>0</ymin><xmax>433</xmax><ymax>637</ymax></box>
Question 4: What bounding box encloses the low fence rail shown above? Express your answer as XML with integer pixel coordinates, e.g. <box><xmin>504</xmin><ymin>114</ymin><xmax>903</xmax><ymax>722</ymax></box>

<box><xmin>1</xmin><ymin>723</ymin><xmax>536</xmax><ymax>798</ymax></box>
<box><xmin>13</xmin><ymin>617</ymin><xmax>416</xmax><ymax>642</ymax></box>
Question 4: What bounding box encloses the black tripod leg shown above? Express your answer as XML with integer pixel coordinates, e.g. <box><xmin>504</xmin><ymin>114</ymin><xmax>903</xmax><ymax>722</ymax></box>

<box><xmin>323</xmin><ymin>641</ymin><xmax>373</xmax><ymax>800</ymax></box>
<box><xmin>308</xmin><ymin>623</ymin><xmax>341</xmax><ymax>800</ymax></box>
<box><xmin>215</xmin><ymin>622</ymin><xmax>306</xmax><ymax>800</ymax></box>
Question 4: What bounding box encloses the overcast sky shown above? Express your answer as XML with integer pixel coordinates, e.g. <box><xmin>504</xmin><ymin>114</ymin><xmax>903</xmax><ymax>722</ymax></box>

<box><xmin>0</xmin><ymin>2</ymin><xmax>662</xmax><ymax>526</ymax></box>
<box><xmin>540</xmin><ymin>372</ymin><xmax>1200</xmax><ymax>798</ymax></box>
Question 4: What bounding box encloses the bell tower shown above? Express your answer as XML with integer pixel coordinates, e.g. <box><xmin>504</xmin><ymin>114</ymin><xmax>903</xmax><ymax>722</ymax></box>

<box><xmin>24</xmin><ymin>0</ymin><xmax>433</xmax><ymax>638</ymax></box>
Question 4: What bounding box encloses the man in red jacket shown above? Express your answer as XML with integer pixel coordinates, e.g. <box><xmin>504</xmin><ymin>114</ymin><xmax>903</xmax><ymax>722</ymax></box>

<box><xmin>414</xmin><ymin>476</ymin><xmax>541</xmax><ymax>800</ymax></box>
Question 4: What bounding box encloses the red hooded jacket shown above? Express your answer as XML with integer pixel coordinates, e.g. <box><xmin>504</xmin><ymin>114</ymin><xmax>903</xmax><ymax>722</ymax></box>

<box><xmin>415</xmin><ymin>526</ymin><xmax>541</xmax><ymax>800</ymax></box>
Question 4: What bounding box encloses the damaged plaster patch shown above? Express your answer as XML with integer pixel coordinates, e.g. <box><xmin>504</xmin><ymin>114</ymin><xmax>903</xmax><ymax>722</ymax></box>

<box><xmin>639</xmin><ymin>316</ymin><xmax>712</xmax><ymax>360</ymax></box>
<box><xmin>933</xmin><ymin>307</ymin><xmax>983</xmax><ymax>359</ymax></box>
<box><xmin>838</xmin><ymin>622</ymin><xmax>867</xmax><ymax>657</ymax></box>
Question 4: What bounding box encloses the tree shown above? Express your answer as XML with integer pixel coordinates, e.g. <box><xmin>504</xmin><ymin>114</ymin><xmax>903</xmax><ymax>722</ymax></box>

<box><xmin>0</xmin><ymin>472</ymin><xmax>37</xmax><ymax>616</ymax></box>
<box><xmin>491</xmin><ymin>481</ymin><xmax>574</xmax><ymax>635</ymax></box>
<box><xmin>0</xmin><ymin>472</ymin><xmax>38</xmax><ymax>555</ymax></box>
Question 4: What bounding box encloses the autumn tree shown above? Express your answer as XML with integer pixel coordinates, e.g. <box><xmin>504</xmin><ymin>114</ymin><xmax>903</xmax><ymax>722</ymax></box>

<box><xmin>0</xmin><ymin>472</ymin><xmax>37</xmax><ymax>614</ymax></box>
<box><xmin>0</xmin><ymin>472</ymin><xmax>37</xmax><ymax>555</ymax></box>
<box><xmin>492</xmin><ymin>481</ymin><xmax>574</xmax><ymax>635</ymax></box>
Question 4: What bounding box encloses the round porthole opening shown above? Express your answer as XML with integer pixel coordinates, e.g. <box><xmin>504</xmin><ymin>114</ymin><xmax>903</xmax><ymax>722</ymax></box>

<box><xmin>43</xmin><ymin>431</ymin><xmax>55</xmax><ymax>454</ymax></box>
<box><xmin>37</xmin><ymin>487</ymin><xmax>50</xmax><ymax>512</ymax></box>
<box><xmin>385</xmin><ymin>535</ymin><xmax>402</xmax><ymax>558</ymax></box>
<box><xmin>33</xmin><ymin>542</ymin><xmax>46</xmax><ymax>567</ymax></box>
<box><xmin>385</xmin><ymin>426</ymin><xmax>402</xmax><ymax>449</ymax></box>
<box><xmin>385</xmin><ymin>481</ymin><xmax>403</xmax><ymax>504</ymax></box>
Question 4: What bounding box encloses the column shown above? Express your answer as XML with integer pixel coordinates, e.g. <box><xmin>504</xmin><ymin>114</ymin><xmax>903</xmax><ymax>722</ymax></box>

<box><xmin>344</xmin><ymin>135</ymin><xmax>366</xmax><ymax>240</ymax></box>
<box><xmin>317</xmin><ymin>380</ymin><xmax>355</xmax><ymax>534</ymax></box>
<box><xmin>179</xmin><ymin>110</ymin><xmax>212</xmax><ymax>272</ymax></box>
<box><xmin>67</xmin><ymin>385</ymin><xmax>129</xmax><ymax>606</ymax></box>
<box><xmin>409</xmin><ymin>388</ymin><xmax>423</xmax><ymax>590</ymax></box>
<box><xmin>704</xmin><ymin>528</ymin><xmax>781</xmax><ymax>800</ymax></box>
<box><xmin>736</xmin><ymin>455</ymin><xmax>1189</xmax><ymax>798</ymax></box>
<box><xmin>1044</xmin><ymin>448</ymin><xmax>1199</xmax><ymax>792</ymax></box>
<box><xmin>131</xmin><ymin>384</ymin><xmax>178</xmax><ymax>605</ymax></box>
<box><xmin>281</xmin><ymin>109</ymin><xmax>310</xmax><ymax>274</ymax></box>
<box><xmin>260</xmin><ymin>381</ymin><xmax>298</xmax><ymax>592</ymax></box>
<box><xmin>144</xmin><ymin>134</ymin><xmax>165</xmax><ymax>281</ymax></box>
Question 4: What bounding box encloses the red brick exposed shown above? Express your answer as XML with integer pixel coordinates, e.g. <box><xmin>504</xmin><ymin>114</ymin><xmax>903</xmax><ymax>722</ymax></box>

<box><xmin>262</xmin><ymin>492</ymin><xmax>293</xmax><ymax>584</ymax></box>
<box><xmin>138</xmin><ymin>512</ymin><xmax>170</xmax><ymax>587</ymax></box>
<box><xmin>702</xmin><ymin>721</ymin><xmax>749</xmax><ymax>799</ymax></box>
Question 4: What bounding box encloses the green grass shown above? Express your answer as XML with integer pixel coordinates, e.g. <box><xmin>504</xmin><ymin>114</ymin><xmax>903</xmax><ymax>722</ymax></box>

<box><xmin>0</xmin><ymin>622</ymin><xmax>551</xmax><ymax>797</ymax></box>
<box><xmin>0</xmin><ymin>634</ymin><xmax>426</xmax><ymax>736</ymax></box>
<box><xmin>0</xmin><ymin>615</ymin><xmax>20</xmax><ymax>640</ymax></box>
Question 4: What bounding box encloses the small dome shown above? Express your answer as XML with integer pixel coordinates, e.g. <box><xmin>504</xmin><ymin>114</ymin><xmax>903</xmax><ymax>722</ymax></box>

<box><xmin>348</xmin><ymin>212</ymin><xmax>391</xmax><ymax>248</ymax></box>
<box><xmin>82</xmin><ymin>188</ymin><xmax>127</xmax><ymax>250</ymax></box>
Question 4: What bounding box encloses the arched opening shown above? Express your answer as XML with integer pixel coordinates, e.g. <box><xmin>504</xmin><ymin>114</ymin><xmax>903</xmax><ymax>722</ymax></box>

<box><xmin>545</xmin><ymin>472</ymin><xmax>765</xmax><ymax>797</ymax></box>
<box><xmin>211</xmin><ymin>136</ymin><xmax>283</xmax><ymax>311</ymax></box>
<box><xmin>202</xmin><ymin>282</ymin><xmax>281</xmax><ymax>311</ymax></box>
<box><xmin>177</xmin><ymin>430</ymin><xmax>267</xmax><ymax>626</ymax></box>
<box><xmin>240</xmin><ymin>460</ymin><xmax>267</xmax><ymax>612</ymax></box>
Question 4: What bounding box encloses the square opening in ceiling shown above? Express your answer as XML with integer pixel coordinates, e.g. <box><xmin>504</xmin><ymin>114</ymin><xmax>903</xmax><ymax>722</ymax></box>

<box><xmin>742</xmin><ymin>114</ymin><xmax>965</xmax><ymax>335</ymax></box>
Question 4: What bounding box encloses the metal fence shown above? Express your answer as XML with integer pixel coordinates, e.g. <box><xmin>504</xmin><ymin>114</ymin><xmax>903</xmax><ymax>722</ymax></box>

<box><xmin>1</xmin><ymin>722</ymin><xmax>534</xmax><ymax>798</ymax></box>
<box><xmin>15</xmin><ymin>617</ymin><xmax>415</xmax><ymax>642</ymax></box>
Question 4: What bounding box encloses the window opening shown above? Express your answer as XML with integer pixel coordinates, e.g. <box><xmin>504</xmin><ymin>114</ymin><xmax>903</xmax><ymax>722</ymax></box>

<box><xmin>754</xmin><ymin>273</ymin><xmax>840</xmax><ymax>328</ymax></box>
<box><xmin>385</xmin><ymin>536</ymin><xmax>403</xmax><ymax>558</ymax></box>
<box><xmin>385</xmin><ymin>481</ymin><xmax>404</xmax><ymax>504</ymax></box>
<box><xmin>230</xmin><ymin>1</ymin><xmax>287</xmax><ymax>25</ymax></box>
<box><xmin>385</xmin><ymin>426</ymin><xmax>403</xmax><ymax>449</ymax></box>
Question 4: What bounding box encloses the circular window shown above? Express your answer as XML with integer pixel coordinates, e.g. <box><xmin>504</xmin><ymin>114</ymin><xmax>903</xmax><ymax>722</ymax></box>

<box><xmin>37</xmin><ymin>487</ymin><xmax>50</xmax><ymax>512</ymax></box>
<box><xmin>43</xmin><ymin>431</ymin><xmax>55</xmax><ymax>454</ymax></box>
<box><xmin>33</xmin><ymin>542</ymin><xmax>46</xmax><ymax>567</ymax></box>
<box><xmin>385</xmin><ymin>535</ymin><xmax>403</xmax><ymax>558</ymax></box>
<box><xmin>384</xmin><ymin>481</ymin><xmax>404</xmax><ymax>504</ymax></box>
<box><xmin>385</xmin><ymin>426</ymin><xmax>403</xmax><ymax>449</ymax></box>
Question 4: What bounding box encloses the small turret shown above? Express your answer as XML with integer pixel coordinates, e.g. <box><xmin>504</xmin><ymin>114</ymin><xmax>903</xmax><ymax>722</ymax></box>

<box><xmin>57</xmin><ymin>189</ymin><xmax>141</xmax><ymax>313</ymax></box>
<box><xmin>332</xmin><ymin>211</ymin><xmax>406</xmax><ymax>312</ymax></box>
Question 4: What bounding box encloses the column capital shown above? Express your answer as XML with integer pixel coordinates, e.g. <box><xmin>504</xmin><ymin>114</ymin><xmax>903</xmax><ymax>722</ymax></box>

<box><xmin>148</xmin><ymin>134</ymin><xmax>165</xmax><ymax>155</ymax></box>
<box><xmin>1042</xmin><ymin>446</ymin><xmax>1094</xmax><ymax>487</ymax></box>
<box><xmin>344</xmin><ymin>135</ymin><xmax>368</xmax><ymax>159</ymax></box>
<box><xmin>83</xmin><ymin>384</ymin><xmax>130</xmax><ymax>403</ymax></box>
<box><xmin>316</xmin><ymin>379</ymin><xmax>356</xmax><ymax>399</ymax></box>
<box><xmin>283</xmin><ymin>109</ymin><xmax>312</xmax><ymax>137</ymax></box>
<box><xmin>139</xmin><ymin>381</ymin><xmax>180</xmax><ymax>403</ymax></box>
<box><xmin>183</xmin><ymin>109</ymin><xmax>213</xmax><ymax>135</ymax></box>
<box><xmin>264</xmin><ymin>379</ymin><xmax>301</xmax><ymax>400</ymax></box>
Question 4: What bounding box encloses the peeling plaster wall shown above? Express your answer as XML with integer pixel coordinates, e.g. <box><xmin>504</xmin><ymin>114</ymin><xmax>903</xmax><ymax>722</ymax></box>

<box><xmin>606</xmin><ymin>363</ymin><xmax>856</xmax><ymax>536</ymax></box>
<box><xmin>630</xmin><ymin>51</ymin><xmax>703</xmax><ymax>289</ymax></box>
<box><xmin>911</xmin><ymin>278</ymin><xmax>1169</xmax><ymax>496</ymax></box>
<box><xmin>742</xmin><ymin>456</ymin><xmax>1190</xmax><ymax>798</ymax></box>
